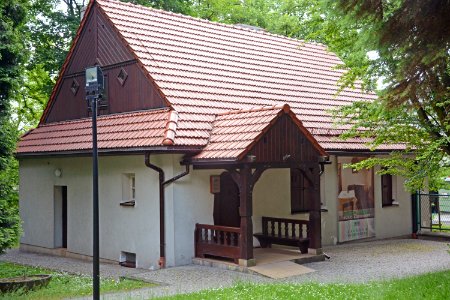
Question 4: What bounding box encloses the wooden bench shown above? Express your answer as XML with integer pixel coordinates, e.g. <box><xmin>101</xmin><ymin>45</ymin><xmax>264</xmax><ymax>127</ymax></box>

<box><xmin>254</xmin><ymin>217</ymin><xmax>310</xmax><ymax>254</ymax></box>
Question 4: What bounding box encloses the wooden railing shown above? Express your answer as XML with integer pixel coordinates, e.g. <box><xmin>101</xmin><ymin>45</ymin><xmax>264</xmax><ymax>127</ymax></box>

<box><xmin>262</xmin><ymin>216</ymin><xmax>309</xmax><ymax>239</ymax></box>
<box><xmin>195</xmin><ymin>223</ymin><xmax>241</xmax><ymax>263</ymax></box>
<box><xmin>255</xmin><ymin>216</ymin><xmax>310</xmax><ymax>253</ymax></box>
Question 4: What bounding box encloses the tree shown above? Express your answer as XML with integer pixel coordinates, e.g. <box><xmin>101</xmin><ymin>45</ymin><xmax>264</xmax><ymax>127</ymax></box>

<box><xmin>125</xmin><ymin>0</ymin><xmax>193</xmax><ymax>14</ymax></box>
<box><xmin>311</xmin><ymin>0</ymin><xmax>450</xmax><ymax>190</ymax></box>
<box><xmin>0</xmin><ymin>0</ymin><xmax>28</xmax><ymax>253</ymax></box>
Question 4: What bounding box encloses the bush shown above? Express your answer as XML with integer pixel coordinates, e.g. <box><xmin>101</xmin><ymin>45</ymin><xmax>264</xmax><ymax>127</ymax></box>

<box><xmin>0</xmin><ymin>157</ymin><xmax>21</xmax><ymax>253</ymax></box>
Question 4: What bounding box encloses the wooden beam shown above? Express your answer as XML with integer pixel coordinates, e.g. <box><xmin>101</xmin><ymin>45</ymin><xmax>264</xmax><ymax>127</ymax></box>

<box><xmin>251</xmin><ymin>167</ymin><xmax>267</xmax><ymax>185</ymax></box>
<box><xmin>307</xmin><ymin>164</ymin><xmax>322</xmax><ymax>251</ymax></box>
<box><xmin>238</xmin><ymin>164</ymin><xmax>253</xmax><ymax>260</ymax></box>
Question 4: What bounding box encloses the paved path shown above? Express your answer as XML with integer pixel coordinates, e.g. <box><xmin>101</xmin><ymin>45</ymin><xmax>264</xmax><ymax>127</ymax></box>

<box><xmin>2</xmin><ymin>238</ymin><xmax>450</xmax><ymax>299</ymax></box>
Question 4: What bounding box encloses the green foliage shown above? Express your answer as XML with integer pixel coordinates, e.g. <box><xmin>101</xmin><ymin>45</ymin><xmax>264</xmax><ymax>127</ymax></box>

<box><xmin>314</xmin><ymin>0</ymin><xmax>450</xmax><ymax>190</ymax></box>
<box><xmin>124</xmin><ymin>0</ymin><xmax>193</xmax><ymax>14</ymax></box>
<box><xmin>0</xmin><ymin>262</ymin><xmax>154</xmax><ymax>299</ymax></box>
<box><xmin>28</xmin><ymin>0</ymin><xmax>86</xmax><ymax>77</ymax></box>
<box><xmin>0</xmin><ymin>0</ymin><xmax>28</xmax><ymax>114</ymax></box>
<box><xmin>160</xmin><ymin>269</ymin><xmax>450</xmax><ymax>299</ymax></box>
<box><xmin>12</xmin><ymin>64</ymin><xmax>53</xmax><ymax>131</ymax></box>
<box><xmin>0</xmin><ymin>0</ymin><xmax>27</xmax><ymax>254</ymax></box>
<box><xmin>0</xmin><ymin>122</ymin><xmax>20</xmax><ymax>254</ymax></box>
<box><xmin>333</xmin><ymin>98</ymin><xmax>447</xmax><ymax>191</ymax></box>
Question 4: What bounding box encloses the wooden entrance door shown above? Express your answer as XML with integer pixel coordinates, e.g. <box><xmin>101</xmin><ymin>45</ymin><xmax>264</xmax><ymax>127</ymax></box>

<box><xmin>213</xmin><ymin>172</ymin><xmax>240</xmax><ymax>227</ymax></box>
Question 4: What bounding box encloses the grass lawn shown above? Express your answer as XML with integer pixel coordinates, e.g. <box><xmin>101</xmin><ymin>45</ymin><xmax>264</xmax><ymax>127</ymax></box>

<box><xmin>159</xmin><ymin>269</ymin><xmax>450</xmax><ymax>300</ymax></box>
<box><xmin>0</xmin><ymin>262</ymin><xmax>154</xmax><ymax>299</ymax></box>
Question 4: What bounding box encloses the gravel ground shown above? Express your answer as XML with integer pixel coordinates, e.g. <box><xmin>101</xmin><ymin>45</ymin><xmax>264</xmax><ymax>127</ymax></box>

<box><xmin>0</xmin><ymin>250</ymin><xmax>146</xmax><ymax>279</ymax></box>
<box><xmin>1</xmin><ymin>238</ymin><xmax>450</xmax><ymax>299</ymax></box>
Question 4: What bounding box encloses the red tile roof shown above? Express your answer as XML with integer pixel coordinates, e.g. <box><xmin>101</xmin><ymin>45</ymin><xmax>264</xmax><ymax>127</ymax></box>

<box><xmin>95</xmin><ymin>0</ymin><xmax>380</xmax><ymax>151</ymax></box>
<box><xmin>19</xmin><ymin>0</ymin><xmax>398</xmax><ymax>155</ymax></box>
<box><xmin>17</xmin><ymin>109</ymin><xmax>171</xmax><ymax>154</ymax></box>
<box><xmin>193</xmin><ymin>104</ymin><xmax>326</xmax><ymax>160</ymax></box>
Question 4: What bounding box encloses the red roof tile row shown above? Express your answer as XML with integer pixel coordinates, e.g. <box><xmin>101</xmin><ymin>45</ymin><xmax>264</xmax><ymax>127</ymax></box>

<box><xmin>18</xmin><ymin>0</ymin><xmax>400</xmax><ymax>156</ymax></box>
<box><xmin>194</xmin><ymin>105</ymin><xmax>326</xmax><ymax>160</ymax></box>
<box><xmin>96</xmin><ymin>0</ymin><xmax>378</xmax><ymax>151</ymax></box>
<box><xmin>17</xmin><ymin>109</ymin><xmax>171</xmax><ymax>154</ymax></box>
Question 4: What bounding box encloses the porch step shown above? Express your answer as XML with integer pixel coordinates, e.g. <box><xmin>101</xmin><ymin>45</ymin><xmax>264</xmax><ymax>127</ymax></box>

<box><xmin>192</xmin><ymin>247</ymin><xmax>325</xmax><ymax>278</ymax></box>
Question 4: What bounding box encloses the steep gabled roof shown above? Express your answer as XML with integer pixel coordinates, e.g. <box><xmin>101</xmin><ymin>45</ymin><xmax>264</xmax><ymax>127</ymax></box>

<box><xmin>20</xmin><ymin>0</ymin><xmax>396</xmax><ymax>156</ymax></box>
<box><xmin>193</xmin><ymin>104</ymin><xmax>326</xmax><ymax>161</ymax></box>
<box><xmin>94</xmin><ymin>0</ymin><xmax>377</xmax><ymax>151</ymax></box>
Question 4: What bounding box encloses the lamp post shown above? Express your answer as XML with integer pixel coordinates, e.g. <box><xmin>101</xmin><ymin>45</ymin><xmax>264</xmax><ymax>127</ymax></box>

<box><xmin>85</xmin><ymin>66</ymin><xmax>103</xmax><ymax>300</ymax></box>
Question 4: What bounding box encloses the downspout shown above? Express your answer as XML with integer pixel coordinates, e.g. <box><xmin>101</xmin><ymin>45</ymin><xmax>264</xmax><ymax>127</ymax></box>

<box><xmin>144</xmin><ymin>153</ymin><xmax>190</xmax><ymax>268</ymax></box>
<box><xmin>319</xmin><ymin>156</ymin><xmax>331</xmax><ymax>176</ymax></box>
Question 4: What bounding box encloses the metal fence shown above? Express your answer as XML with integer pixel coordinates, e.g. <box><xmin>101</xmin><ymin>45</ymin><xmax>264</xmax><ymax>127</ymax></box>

<box><xmin>417</xmin><ymin>193</ymin><xmax>450</xmax><ymax>232</ymax></box>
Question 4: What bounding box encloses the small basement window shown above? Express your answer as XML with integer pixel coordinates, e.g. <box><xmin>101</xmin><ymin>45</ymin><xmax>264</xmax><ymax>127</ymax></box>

<box><xmin>119</xmin><ymin>251</ymin><xmax>136</xmax><ymax>268</ymax></box>
<box><xmin>120</xmin><ymin>173</ymin><xmax>136</xmax><ymax>207</ymax></box>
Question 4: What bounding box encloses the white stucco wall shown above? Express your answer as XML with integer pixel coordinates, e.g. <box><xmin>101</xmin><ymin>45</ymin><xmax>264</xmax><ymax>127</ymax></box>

<box><xmin>19</xmin><ymin>160</ymin><xmax>56</xmax><ymax>248</ymax></box>
<box><xmin>373</xmin><ymin>167</ymin><xmax>412</xmax><ymax>238</ymax></box>
<box><xmin>19</xmin><ymin>155</ymin><xmax>170</xmax><ymax>269</ymax></box>
<box><xmin>320</xmin><ymin>156</ymin><xmax>339</xmax><ymax>246</ymax></box>
<box><xmin>171</xmin><ymin>155</ymin><xmax>217</xmax><ymax>266</ymax></box>
<box><xmin>20</xmin><ymin>153</ymin><xmax>413</xmax><ymax>268</ymax></box>
<box><xmin>252</xmin><ymin>169</ymin><xmax>307</xmax><ymax>243</ymax></box>
<box><xmin>337</xmin><ymin>157</ymin><xmax>412</xmax><ymax>240</ymax></box>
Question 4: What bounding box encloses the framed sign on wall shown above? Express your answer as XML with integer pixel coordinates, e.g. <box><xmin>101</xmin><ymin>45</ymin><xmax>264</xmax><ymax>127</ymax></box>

<box><xmin>210</xmin><ymin>175</ymin><xmax>220</xmax><ymax>194</ymax></box>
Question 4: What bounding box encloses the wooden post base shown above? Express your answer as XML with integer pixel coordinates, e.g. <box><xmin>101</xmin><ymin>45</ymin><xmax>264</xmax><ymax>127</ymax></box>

<box><xmin>308</xmin><ymin>248</ymin><xmax>323</xmax><ymax>255</ymax></box>
<box><xmin>239</xmin><ymin>258</ymin><xmax>256</xmax><ymax>267</ymax></box>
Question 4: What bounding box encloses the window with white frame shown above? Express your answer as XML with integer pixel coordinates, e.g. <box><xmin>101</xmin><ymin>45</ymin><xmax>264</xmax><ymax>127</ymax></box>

<box><xmin>120</xmin><ymin>173</ymin><xmax>136</xmax><ymax>207</ymax></box>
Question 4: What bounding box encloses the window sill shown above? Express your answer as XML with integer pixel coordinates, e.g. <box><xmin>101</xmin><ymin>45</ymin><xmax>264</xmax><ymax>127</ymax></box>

<box><xmin>120</xmin><ymin>200</ymin><xmax>135</xmax><ymax>207</ymax></box>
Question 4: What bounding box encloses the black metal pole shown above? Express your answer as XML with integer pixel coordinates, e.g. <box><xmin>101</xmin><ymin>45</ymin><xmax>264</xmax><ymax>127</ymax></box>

<box><xmin>92</xmin><ymin>96</ymin><xmax>100</xmax><ymax>299</ymax></box>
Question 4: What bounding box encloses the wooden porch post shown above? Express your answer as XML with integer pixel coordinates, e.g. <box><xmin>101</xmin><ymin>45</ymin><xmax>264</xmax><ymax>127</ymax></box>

<box><xmin>308</xmin><ymin>164</ymin><xmax>322</xmax><ymax>253</ymax></box>
<box><xmin>238</xmin><ymin>164</ymin><xmax>254</xmax><ymax>265</ymax></box>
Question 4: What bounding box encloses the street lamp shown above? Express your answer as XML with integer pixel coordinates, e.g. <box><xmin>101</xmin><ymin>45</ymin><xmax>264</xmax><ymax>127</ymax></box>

<box><xmin>85</xmin><ymin>65</ymin><xmax>103</xmax><ymax>300</ymax></box>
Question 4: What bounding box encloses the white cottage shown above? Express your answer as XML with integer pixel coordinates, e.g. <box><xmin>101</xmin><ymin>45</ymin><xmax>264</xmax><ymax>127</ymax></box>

<box><xmin>17</xmin><ymin>0</ymin><xmax>412</xmax><ymax>269</ymax></box>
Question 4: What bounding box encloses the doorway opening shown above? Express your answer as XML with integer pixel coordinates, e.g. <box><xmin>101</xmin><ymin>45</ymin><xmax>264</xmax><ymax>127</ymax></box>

<box><xmin>213</xmin><ymin>171</ymin><xmax>240</xmax><ymax>227</ymax></box>
<box><xmin>54</xmin><ymin>186</ymin><xmax>67</xmax><ymax>248</ymax></box>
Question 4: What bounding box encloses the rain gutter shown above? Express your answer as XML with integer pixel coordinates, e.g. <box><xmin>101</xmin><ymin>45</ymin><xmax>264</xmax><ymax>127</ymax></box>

<box><xmin>144</xmin><ymin>153</ymin><xmax>190</xmax><ymax>268</ymax></box>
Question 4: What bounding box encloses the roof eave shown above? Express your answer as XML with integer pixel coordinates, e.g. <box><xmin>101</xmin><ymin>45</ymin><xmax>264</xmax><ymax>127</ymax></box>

<box><xmin>16</xmin><ymin>146</ymin><xmax>203</xmax><ymax>159</ymax></box>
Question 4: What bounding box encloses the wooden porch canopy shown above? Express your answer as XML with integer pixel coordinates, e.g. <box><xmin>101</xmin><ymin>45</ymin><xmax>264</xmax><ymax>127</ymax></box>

<box><xmin>186</xmin><ymin>104</ymin><xmax>329</xmax><ymax>264</ymax></box>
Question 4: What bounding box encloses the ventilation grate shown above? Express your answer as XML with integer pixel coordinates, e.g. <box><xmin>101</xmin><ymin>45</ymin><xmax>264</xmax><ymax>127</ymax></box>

<box><xmin>117</xmin><ymin>68</ymin><xmax>128</xmax><ymax>86</ymax></box>
<box><xmin>70</xmin><ymin>79</ymin><xmax>80</xmax><ymax>95</ymax></box>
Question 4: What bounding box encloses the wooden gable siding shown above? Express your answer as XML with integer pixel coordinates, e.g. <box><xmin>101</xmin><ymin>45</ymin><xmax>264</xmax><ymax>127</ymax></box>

<box><xmin>65</xmin><ymin>7</ymin><xmax>134</xmax><ymax>74</ymax></box>
<box><xmin>44</xmin><ymin>4</ymin><xmax>167</xmax><ymax>124</ymax></box>
<box><xmin>250</xmin><ymin>115</ymin><xmax>321</xmax><ymax>163</ymax></box>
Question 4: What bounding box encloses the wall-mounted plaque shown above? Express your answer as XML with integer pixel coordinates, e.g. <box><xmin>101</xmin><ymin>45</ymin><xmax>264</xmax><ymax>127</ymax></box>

<box><xmin>210</xmin><ymin>175</ymin><xmax>220</xmax><ymax>194</ymax></box>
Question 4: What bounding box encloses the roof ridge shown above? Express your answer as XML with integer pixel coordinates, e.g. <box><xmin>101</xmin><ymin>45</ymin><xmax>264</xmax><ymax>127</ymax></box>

<box><xmin>98</xmin><ymin>0</ymin><xmax>327</xmax><ymax>50</ymax></box>
<box><xmin>217</xmin><ymin>104</ymin><xmax>290</xmax><ymax>116</ymax></box>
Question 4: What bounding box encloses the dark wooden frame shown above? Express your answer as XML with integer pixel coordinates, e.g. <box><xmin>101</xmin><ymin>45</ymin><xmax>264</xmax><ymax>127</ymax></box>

<box><xmin>381</xmin><ymin>174</ymin><xmax>393</xmax><ymax>207</ymax></box>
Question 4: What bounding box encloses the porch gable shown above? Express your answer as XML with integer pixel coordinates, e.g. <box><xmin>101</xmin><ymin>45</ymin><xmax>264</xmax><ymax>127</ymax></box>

<box><xmin>191</xmin><ymin>104</ymin><xmax>327</xmax><ymax>164</ymax></box>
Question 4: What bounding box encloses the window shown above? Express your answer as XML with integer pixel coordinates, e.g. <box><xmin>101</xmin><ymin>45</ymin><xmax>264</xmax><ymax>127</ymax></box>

<box><xmin>291</xmin><ymin>168</ymin><xmax>311</xmax><ymax>213</ymax></box>
<box><xmin>381</xmin><ymin>174</ymin><xmax>393</xmax><ymax>207</ymax></box>
<box><xmin>120</xmin><ymin>173</ymin><xmax>136</xmax><ymax>207</ymax></box>
<box><xmin>120</xmin><ymin>251</ymin><xmax>136</xmax><ymax>268</ymax></box>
